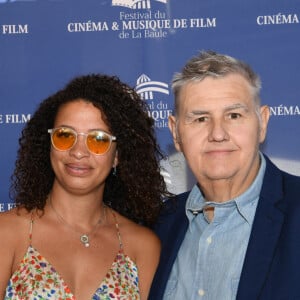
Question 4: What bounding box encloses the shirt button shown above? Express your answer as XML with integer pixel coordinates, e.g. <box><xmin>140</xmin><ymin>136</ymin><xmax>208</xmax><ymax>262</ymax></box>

<box><xmin>198</xmin><ymin>289</ymin><xmax>205</xmax><ymax>296</ymax></box>
<box><xmin>206</xmin><ymin>236</ymin><xmax>212</xmax><ymax>244</ymax></box>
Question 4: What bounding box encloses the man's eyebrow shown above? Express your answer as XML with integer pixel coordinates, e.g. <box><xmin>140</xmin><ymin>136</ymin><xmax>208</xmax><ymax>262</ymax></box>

<box><xmin>224</xmin><ymin>103</ymin><xmax>249</xmax><ymax>112</ymax></box>
<box><xmin>185</xmin><ymin>103</ymin><xmax>248</xmax><ymax>116</ymax></box>
<box><xmin>186</xmin><ymin>110</ymin><xmax>208</xmax><ymax>117</ymax></box>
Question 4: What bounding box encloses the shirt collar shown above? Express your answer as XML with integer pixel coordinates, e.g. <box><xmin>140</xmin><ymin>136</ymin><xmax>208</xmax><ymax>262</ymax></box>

<box><xmin>186</xmin><ymin>152</ymin><xmax>266</xmax><ymax>224</ymax></box>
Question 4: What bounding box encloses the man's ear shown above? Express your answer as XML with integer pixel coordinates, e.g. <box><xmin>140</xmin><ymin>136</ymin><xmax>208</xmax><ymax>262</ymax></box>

<box><xmin>168</xmin><ymin>115</ymin><xmax>182</xmax><ymax>152</ymax></box>
<box><xmin>259</xmin><ymin>105</ymin><xmax>270</xmax><ymax>143</ymax></box>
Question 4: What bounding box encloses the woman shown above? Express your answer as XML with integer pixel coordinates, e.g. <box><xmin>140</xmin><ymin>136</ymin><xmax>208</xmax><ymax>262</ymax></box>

<box><xmin>0</xmin><ymin>74</ymin><xmax>168</xmax><ymax>299</ymax></box>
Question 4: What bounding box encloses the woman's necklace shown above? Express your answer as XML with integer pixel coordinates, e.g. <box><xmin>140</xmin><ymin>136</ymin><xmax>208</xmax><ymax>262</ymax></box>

<box><xmin>49</xmin><ymin>197</ymin><xmax>107</xmax><ymax>248</ymax></box>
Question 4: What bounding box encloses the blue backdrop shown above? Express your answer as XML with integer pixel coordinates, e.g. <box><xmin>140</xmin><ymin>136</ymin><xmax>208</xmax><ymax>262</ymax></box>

<box><xmin>1</xmin><ymin>0</ymin><xmax>299</xmax><ymax>211</ymax></box>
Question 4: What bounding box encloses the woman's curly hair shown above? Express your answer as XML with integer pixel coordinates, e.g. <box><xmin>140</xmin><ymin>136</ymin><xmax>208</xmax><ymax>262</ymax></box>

<box><xmin>10</xmin><ymin>74</ymin><xmax>170</xmax><ymax>226</ymax></box>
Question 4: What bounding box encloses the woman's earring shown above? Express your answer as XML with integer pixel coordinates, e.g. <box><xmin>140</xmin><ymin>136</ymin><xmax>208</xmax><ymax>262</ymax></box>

<box><xmin>113</xmin><ymin>166</ymin><xmax>117</xmax><ymax>176</ymax></box>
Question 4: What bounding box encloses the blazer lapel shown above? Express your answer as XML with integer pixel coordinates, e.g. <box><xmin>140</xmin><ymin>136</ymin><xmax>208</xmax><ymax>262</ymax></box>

<box><xmin>236</xmin><ymin>157</ymin><xmax>286</xmax><ymax>300</ymax></box>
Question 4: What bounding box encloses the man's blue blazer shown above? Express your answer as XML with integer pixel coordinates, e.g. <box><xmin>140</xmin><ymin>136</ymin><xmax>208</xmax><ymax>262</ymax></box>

<box><xmin>149</xmin><ymin>155</ymin><xmax>300</xmax><ymax>300</ymax></box>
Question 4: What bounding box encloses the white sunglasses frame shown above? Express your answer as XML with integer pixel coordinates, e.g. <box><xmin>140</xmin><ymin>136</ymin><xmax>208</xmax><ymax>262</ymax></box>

<box><xmin>48</xmin><ymin>127</ymin><xmax>117</xmax><ymax>155</ymax></box>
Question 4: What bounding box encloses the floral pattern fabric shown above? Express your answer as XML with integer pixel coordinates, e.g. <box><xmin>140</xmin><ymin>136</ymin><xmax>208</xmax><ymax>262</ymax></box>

<box><xmin>5</xmin><ymin>219</ymin><xmax>140</xmax><ymax>299</ymax></box>
<box><xmin>92</xmin><ymin>250</ymin><xmax>139</xmax><ymax>300</ymax></box>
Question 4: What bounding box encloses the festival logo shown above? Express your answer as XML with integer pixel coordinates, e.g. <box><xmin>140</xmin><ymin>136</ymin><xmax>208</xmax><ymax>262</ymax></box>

<box><xmin>135</xmin><ymin>74</ymin><xmax>171</xmax><ymax>128</ymax></box>
<box><xmin>112</xmin><ymin>0</ymin><xmax>167</xmax><ymax>10</ymax></box>
<box><xmin>135</xmin><ymin>74</ymin><xmax>169</xmax><ymax>100</ymax></box>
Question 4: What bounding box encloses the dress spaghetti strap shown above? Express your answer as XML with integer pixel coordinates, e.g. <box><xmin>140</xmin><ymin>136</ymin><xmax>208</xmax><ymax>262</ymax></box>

<box><xmin>111</xmin><ymin>210</ymin><xmax>123</xmax><ymax>250</ymax></box>
<box><xmin>29</xmin><ymin>212</ymin><xmax>34</xmax><ymax>245</ymax></box>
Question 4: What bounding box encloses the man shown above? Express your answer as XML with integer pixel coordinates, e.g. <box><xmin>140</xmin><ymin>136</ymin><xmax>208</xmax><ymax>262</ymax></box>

<box><xmin>149</xmin><ymin>51</ymin><xmax>300</xmax><ymax>300</ymax></box>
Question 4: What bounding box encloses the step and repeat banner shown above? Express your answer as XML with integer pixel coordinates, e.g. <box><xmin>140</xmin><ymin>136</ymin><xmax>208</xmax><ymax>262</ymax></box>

<box><xmin>0</xmin><ymin>0</ymin><xmax>299</xmax><ymax>211</ymax></box>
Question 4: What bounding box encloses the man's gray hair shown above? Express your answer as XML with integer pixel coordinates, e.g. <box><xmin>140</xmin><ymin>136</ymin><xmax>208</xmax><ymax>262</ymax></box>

<box><xmin>172</xmin><ymin>50</ymin><xmax>262</xmax><ymax>114</ymax></box>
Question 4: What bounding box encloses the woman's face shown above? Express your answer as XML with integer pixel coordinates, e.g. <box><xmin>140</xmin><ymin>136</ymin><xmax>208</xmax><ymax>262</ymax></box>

<box><xmin>50</xmin><ymin>99</ymin><xmax>118</xmax><ymax>196</ymax></box>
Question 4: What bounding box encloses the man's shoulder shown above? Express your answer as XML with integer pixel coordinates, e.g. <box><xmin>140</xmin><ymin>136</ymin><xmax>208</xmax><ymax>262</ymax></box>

<box><xmin>263</xmin><ymin>155</ymin><xmax>300</xmax><ymax>213</ymax></box>
<box><xmin>176</xmin><ymin>191</ymin><xmax>191</xmax><ymax>201</ymax></box>
<box><xmin>153</xmin><ymin>192</ymin><xmax>190</xmax><ymax>235</ymax></box>
<box><xmin>280</xmin><ymin>171</ymin><xmax>300</xmax><ymax>204</ymax></box>
<box><xmin>264</xmin><ymin>154</ymin><xmax>300</xmax><ymax>188</ymax></box>
<box><xmin>161</xmin><ymin>191</ymin><xmax>190</xmax><ymax>215</ymax></box>
<box><xmin>281</xmin><ymin>169</ymin><xmax>300</xmax><ymax>184</ymax></box>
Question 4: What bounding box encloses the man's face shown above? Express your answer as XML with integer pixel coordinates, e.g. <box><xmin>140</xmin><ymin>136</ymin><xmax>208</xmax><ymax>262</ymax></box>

<box><xmin>169</xmin><ymin>74</ymin><xmax>269</xmax><ymax>196</ymax></box>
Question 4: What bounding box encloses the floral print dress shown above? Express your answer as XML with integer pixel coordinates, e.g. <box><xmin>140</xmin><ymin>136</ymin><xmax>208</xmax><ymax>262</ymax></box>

<box><xmin>5</xmin><ymin>214</ymin><xmax>140</xmax><ymax>300</ymax></box>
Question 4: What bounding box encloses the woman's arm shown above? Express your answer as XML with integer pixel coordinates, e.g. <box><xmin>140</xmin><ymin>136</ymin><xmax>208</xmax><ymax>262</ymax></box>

<box><xmin>135</xmin><ymin>228</ymin><xmax>161</xmax><ymax>300</ymax></box>
<box><xmin>0</xmin><ymin>211</ymin><xmax>16</xmax><ymax>299</ymax></box>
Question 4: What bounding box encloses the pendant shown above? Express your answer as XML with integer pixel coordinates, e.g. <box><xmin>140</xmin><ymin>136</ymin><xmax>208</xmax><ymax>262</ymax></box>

<box><xmin>80</xmin><ymin>234</ymin><xmax>90</xmax><ymax>247</ymax></box>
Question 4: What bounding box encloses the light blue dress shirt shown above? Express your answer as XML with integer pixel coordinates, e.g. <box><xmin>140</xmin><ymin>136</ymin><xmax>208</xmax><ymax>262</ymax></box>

<box><xmin>163</xmin><ymin>154</ymin><xmax>266</xmax><ymax>300</ymax></box>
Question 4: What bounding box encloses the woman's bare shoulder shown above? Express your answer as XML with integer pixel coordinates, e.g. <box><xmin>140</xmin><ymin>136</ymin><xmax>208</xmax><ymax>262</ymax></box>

<box><xmin>0</xmin><ymin>207</ymin><xmax>32</xmax><ymax>236</ymax></box>
<box><xmin>111</xmin><ymin>210</ymin><xmax>160</xmax><ymax>251</ymax></box>
<box><xmin>0</xmin><ymin>206</ymin><xmax>31</xmax><ymax>219</ymax></box>
<box><xmin>0</xmin><ymin>207</ymin><xmax>33</xmax><ymax>294</ymax></box>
